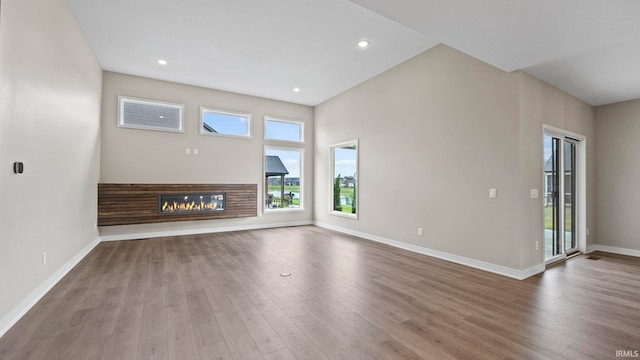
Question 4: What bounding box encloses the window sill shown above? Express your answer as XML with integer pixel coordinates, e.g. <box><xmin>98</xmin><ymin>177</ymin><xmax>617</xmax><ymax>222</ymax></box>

<box><xmin>264</xmin><ymin>208</ymin><xmax>305</xmax><ymax>214</ymax></box>
<box><xmin>329</xmin><ymin>211</ymin><xmax>358</xmax><ymax>219</ymax></box>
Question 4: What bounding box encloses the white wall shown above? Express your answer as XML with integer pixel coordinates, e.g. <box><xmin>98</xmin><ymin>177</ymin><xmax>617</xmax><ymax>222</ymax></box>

<box><xmin>0</xmin><ymin>0</ymin><xmax>102</xmax><ymax>327</ymax></box>
<box><xmin>595</xmin><ymin>99</ymin><xmax>640</xmax><ymax>252</ymax></box>
<box><xmin>315</xmin><ymin>45</ymin><xmax>595</xmax><ymax>272</ymax></box>
<box><xmin>99</xmin><ymin>72</ymin><xmax>314</xmax><ymax>238</ymax></box>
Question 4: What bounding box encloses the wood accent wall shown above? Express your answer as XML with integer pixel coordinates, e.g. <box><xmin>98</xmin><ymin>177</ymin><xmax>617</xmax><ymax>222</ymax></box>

<box><xmin>98</xmin><ymin>183</ymin><xmax>257</xmax><ymax>226</ymax></box>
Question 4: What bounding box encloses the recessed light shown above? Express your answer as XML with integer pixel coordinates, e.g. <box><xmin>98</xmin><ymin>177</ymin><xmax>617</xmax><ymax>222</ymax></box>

<box><xmin>357</xmin><ymin>40</ymin><xmax>369</xmax><ymax>48</ymax></box>
<box><xmin>157</xmin><ymin>59</ymin><xmax>168</xmax><ymax>66</ymax></box>
<box><xmin>293</xmin><ymin>87</ymin><xmax>301</xmax><ymax>93</ymax></box>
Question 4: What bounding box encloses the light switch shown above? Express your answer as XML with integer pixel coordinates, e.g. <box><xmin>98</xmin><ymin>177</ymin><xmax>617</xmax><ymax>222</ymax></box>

<box><xmin>489</xmin><ymin>188</ymin><xmax>497</xmax><ymax>198</ymax></box>
<box><xmin>530</xmin><ymin>189</ymin><xmax>539</xmax><ymax>198</ymax></box>
<box><xmin>194</xmin><ymin>148</ymin><xmax>199</xmax><ymax>155</ymax></box>
<box><xmin>185</xmin><ymin>148</ymin><xmax>191</xmax><ymax>155</ymax></box>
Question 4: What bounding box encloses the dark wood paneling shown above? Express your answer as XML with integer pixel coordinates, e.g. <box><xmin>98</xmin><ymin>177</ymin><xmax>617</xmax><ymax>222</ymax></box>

<box><xmin>98</xmin><ymin>183</ymin><xmax>257</xmax><ymax>226</ymax></box>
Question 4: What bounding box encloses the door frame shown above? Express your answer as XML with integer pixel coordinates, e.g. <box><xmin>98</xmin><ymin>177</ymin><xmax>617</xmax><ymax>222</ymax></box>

<box><xmin>542</xmin><ymin>124</ymin><xmax>587</xmax><ymax>264</ymax></box>
<box><xmin>563</xmin><ymin>138</ymin><xmax>579</xmax><ymax>255</ymax></box>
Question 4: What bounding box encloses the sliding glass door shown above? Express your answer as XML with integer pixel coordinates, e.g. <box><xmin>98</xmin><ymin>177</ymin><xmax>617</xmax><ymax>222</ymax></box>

<box><xmin>564</xmin><ymin>140</ymin><xmax>577</xmax><ymax>254</ymax></box>
<box><xmin>544</xmin><ymin>132</ymin><xmax>580</xmax><ymax>262</ymax></box>
<box><xmin>544</xmin><ymin>135</ymin><xmax>561</xmax><ymax>259</ymax></box>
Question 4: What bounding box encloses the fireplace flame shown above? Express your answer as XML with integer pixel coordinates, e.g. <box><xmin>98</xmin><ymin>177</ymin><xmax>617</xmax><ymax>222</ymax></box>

<box><xmin>161</xmin><ymin>199</ymin><xmax>219</xmax><ymax>213</ymax></box>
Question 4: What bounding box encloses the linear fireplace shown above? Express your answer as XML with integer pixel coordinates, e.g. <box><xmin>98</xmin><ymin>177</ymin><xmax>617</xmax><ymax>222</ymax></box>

<box><xmin>98</xmin><ymin>184</ymin><xmax>256</xmax><ymax>226</ymax></box>
<box><xmin>159</xmin><ymin>192</ymin><xmax>225</xmax><ymax>214</ymax></box>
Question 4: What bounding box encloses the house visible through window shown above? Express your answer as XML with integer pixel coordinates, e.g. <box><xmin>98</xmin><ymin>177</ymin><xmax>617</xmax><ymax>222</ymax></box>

<box><xmin>331</xmin><ymin>139</ymin><xmax>358</xmax><ymax>218</ymax></box>
<box><xmin>265</xmin><ymin>148</ymin><xmax>302</xmax><ymax>210</ymax></box>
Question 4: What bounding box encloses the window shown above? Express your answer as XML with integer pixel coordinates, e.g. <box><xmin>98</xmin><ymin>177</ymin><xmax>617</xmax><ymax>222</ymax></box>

<box><xmin>330</xmin><ymin>139</ymin><xmax>358</xmax><ymax>218</ymax></box>
<box><xmin>264</xmin><ymin>117</ymin><xmax>304</xmax><ymax>142</ymax></box>
<box><xmin>200</xmin><ymin>107</ymin><xmax>251</xmax><ymax>138</ymax></box>
<box><xmin>265</xmin><ymin>147</ymin><xmax>303</xmax><ymax>211</ymax></box>
<box><xmin>118</xmin><ymin>96</ymin><xmax>184</xmax><ymax>133</ymax></box>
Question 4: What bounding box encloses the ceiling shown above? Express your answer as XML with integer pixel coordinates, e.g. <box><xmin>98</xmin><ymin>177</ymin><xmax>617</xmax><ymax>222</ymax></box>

<box><xmin>68</xmin><ymin>0</ymin><xmax>640</xmax><ymax>107</ymax></box>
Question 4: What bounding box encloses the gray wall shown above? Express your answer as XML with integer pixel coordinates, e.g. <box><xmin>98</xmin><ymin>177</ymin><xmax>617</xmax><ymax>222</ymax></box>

<box><xmin>315</xmin><ymin>45</ymin><xmax>595</xmax><ymax>271</ymax></box>
<box><xmin>0</xmin><ymin>0</ymin><xmax>102</xmax><ymax>321</ymax></box>
<box><xmin>99</xmin><ymin>72</ymin><xmax>314</xmax><ymax>237</ymax></box>
<box><xmin>595</xmin><ymin>99</ymin><xmax>640</xmax><ymax>251</ymax></box>
<box><xmin>517</xmin><ymin>72</ymin><xmax>596</xmax><ymax>268</ymax></box>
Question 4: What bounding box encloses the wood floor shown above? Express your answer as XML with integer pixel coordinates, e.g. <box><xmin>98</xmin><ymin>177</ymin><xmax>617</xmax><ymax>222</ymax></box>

<box><xmin>1</xmin><ymin>226</ymin><xmax>639</xmax><ymax>359</ymax></box>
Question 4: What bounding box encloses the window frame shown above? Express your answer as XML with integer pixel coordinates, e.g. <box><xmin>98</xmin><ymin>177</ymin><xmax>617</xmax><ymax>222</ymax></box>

<box><xmin>263</xmin><ymin>145</ymin><xmax>305</xmax><ymax>213</ymax></box>
<box><xmin>264</xmin><ymin>116</ymin><xmax>305</xmax><ymax>143</ymax></box>
<box><xmin>329</xmin><ymin>139</ymin><xmax>359</xmax><ymax>219</ymax></box>
<box><xmin>199</xmin><ymin>107</ymin><xmax>252</xmax><ymax>139</ymax></box>
<box><xmin>117</xmin><ymin>96</ymin><xmax>185</xmax><ymax>133</ymax></box>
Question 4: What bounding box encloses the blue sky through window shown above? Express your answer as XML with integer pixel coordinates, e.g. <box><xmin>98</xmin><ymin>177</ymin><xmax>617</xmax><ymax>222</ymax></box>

<box><xmin>265</xmin><ymin>119</ymin><xmax>302</xmax><ymax>142</ymax></box>
<box><xmin>202</xmin><ymin>111</ymin><xmax>249</xmax><ymax>137</ymax></box>
<box><xmin>334</xmin><ymin>147</ymin><xmax>356</xmax><ymax>178</ymax></box>
<box><xmin>544</xmin><ymin>135</ymin><xmax>552</xmax><ymax>163</ymax></box>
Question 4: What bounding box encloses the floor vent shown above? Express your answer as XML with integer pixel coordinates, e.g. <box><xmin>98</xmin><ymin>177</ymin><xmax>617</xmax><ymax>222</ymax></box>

<box><xmin>587</xmin><ymin>256</ymin><xmax>601</xmax><ymax>260</ymax></box>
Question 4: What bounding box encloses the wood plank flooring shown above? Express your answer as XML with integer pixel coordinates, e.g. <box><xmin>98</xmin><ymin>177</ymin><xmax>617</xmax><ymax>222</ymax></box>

<box><xmin>1</xmin><ymin>225</ymin><xmax>639</xmax><ymax>359</ymax></box>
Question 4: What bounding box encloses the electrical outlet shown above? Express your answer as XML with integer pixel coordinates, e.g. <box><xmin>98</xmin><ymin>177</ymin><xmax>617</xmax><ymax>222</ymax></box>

<box><xmin>42</xmin><ymin>251</ymin><xmax>47</xmax><ymax>264</ymax></box>
<box><xmin>535</xmin><ymin>241</ymin><xmax>539</xmax><ymax>250</ymax></box>
<box><xmin>418</xmin><ymin>227</ymin><xmax>423</xmax><ymax>236</ymax></box>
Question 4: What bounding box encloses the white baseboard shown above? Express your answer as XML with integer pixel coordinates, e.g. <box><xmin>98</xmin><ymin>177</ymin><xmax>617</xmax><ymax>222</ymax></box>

<box><xmin>1</xmin><ymin>221</ymin><xmax>313</xmax><ymax>338</ymax></box>
<box><xmin>0</xmin><ymin>237</ymin><xmax>101</xmax><ymax>339</ymax></box>
<box><xmin>3</xmin><ymin>220</ymin><xmax>560</xmax><ymax>339</ymax></box>
<box><xmin>314</xmin><ymin>222</ymin><xmax>545</xmax><ymax>280</ymax></box>
<box><xmin>99</xmin><ymin>221</ymin><xmax>313</xmax><ymax>241</ymax></box>
<box><xmin>589</xmin><ymin>244</ymin><xmax>640</xmax><ymax>257</ymax></box>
